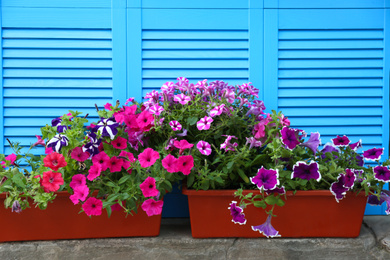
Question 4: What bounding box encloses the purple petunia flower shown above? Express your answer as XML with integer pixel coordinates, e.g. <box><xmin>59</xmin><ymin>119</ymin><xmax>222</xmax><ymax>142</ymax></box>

<box><xmin>245</xmin><ymin>137</ymin><xmax>262</xmax><ymax>150</ymax></box>
<box><xmin>149</xmin><ymin>104</ymin><xmax>164</xmax><ymax>116</ymax></box>
<box><xmin>373</xmin><ymin>166</ymin><xmax>390</xmax><ymax>182</ymax></box>
<box><xmin>221</xmin><ymin>88</ymin><xmax>235</xmax><ymax>103</ymax></box>
<box><xmin>228</xmin><ymin>201</ymin><xmax>247</xmax><ymax>225</ymax></box>
<box><xmin>209</xmin><ymin>104</ymin><xmax>225</xmax><ymax>117</ymax></box>
<box><xmin>46</xmin><ymin>134</ymin><xmax>69</xmax><ymax>153</ymax></box>
<box><xmin>174</xmin><ymin>93</ymin><xmax>191</xmax><ymax>105</ymax></box>
<box><xmin>246</xmin><ymin>100</ymin><xmax>266</xmax><ymax>117</ymax></box>
<box><xmin>344</xmin><ymin>169</ymin><xmax>356</xmax><ymax>189</ymax></box>
<box><xmin>349</xmin><ymin>139</ymin><xmax>363</xmax><ymax>151</ymax></box>
<box><xmin>176</xmin><ymin>128</ymin><xmax>188</xmax><ymax>137</ymax></box>
<box><xmin>330</xmin><ymin>174</ymin><xmax>349</xmax><ymax>203</ymax></box>
<box><xmin>363</xmin><ymin>147</ymin><xmax>384</xmax><ymax>161</ymax></box>
<box><xmin>197</xmin><ymin>141</ymin><xmax>212</xmax><ymax>156</ymax></box>
<box><xmin>220</xmin><ymin>135</ymin><xmax>238</xmax><ymax>151</ymax></box>
<box><xmin>320</xmin><ymin>143</ymin><xmax>339</xmax><ymax>160</ymax></box>
<box><xmin>250</xmin><ymin>167</ymin><xmax>279</xmax><ymax>191</ymax></box>
<box><xmin>197</xmin><ymin>116</ymin><xmax>213</xmax><ymax>131</ymax></box>
<box><xmin>169</xmin><ymin>120</ymin><xmax>182</xmax><ymax>131</ymax></box>
<box><xmin>51</xmin><ymin>117</ymin><xmax>68</xmax><ymax>133</ymax></box>
<box><xmin>292</xmin><ymin>161</ymin><xmax>321</xmax><ymax>182</ymax></box>
<box><xmin>299</xmin><ymin>132</ymin><xmax>321</xmax><ymax>155</ymax></box>
<box><xmin>332</xmin><ymin>135</ymin><xmax>350</xmax><ymax>147</ymax></box>
<box><xmin>83</xmin><ymin>132</ymin><xmax>102</xmax><ymax>156</ymax></box>
<box><xmin>280</xmin><ymin>127</ymin><xmax>300</xmax><ymax>151</ymax></box>
<box><xmin>266</xmin><ymin>186</ymin><xmax>286</xmax><ymax>195</ymax></box>
<box><xmin>96</xmin><ymin>118</ymin><xmax>119</xmax><ymax>140</ymax></box>
<box><xmin>251</xmin><ymin>214</ymin><xmax>280</xmax><ymax>238</ymax></box>
<box><xmin>368</xmin><ymin>191</ymin><xmax>390</xmax><ymax>215</ymax></box>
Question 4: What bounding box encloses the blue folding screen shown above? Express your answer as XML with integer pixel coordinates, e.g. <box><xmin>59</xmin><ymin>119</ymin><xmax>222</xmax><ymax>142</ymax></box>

<box><xmin>0</xmin><ymin>0</ymin><xmax>389</xmax><ymax>216</ymax></box>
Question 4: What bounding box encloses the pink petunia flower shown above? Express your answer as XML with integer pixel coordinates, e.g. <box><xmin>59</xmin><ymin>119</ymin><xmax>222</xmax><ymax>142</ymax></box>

<box><xmin>111</xmin><ymin>136</ymin><xmax>128</xmax><ymax>150</ymax></box>
<box><xmin>141</xmin><ymin>199</ymin><xmax>164</xmax><ymax>216</ymax></box>
<box><xmin>136</xmin><ymin>110</ymin><xmax>154</xmax><ymax>131</ymax></box>
<box><xmin>4</xmin><ymin>153</ymin><xmax>17</xmax><ymax>165</ymax></box>
<box><xmin>45</xmin><ymin>147</ymin><xmax>54</xmax><ymax>154</ymax></box>
<box><xmin>82</xmin><ymin>197</ymin><xmax>103</xmax><ymax>216</ymax></box>
<box><xmin>71</xmin><ymin>147</ymin><xmax>90</xmax><ymax>162</ymax></box>
<box><xmin>220</xmin><ymin>135</ymin><xmax>238</xmax><ymax>151</ymax></box>
<box><xmin>174</xmin><ymin>93</ymin><xmax>191</xmax><ymax>105</ymax></box>
<box><xmin>69</xmin><ymin>174</ymin><xmax>87</xmax><ymax>189</ymax></box>
<box><xmin>41</xmin><ymin>171</ymin><xmax>64</xmax><ymax>192</ymax></box>
<box><xmin>140</xmin><ymin>176</ymin><xmax>160</xmax><ymax>198</ymax></box>
<box><xmin>119</xmin><ymin>150</ymin><xmax>136</xmax><ymax>171</ymax></box>
<box><xmin>149</xmin><ymin>104</ymin><xmax>164</xmax><ymax>116</ymax></box>
<box><xmin>176</xmin><ymin>155</ymin><xmax>194</xmax><ymax>175</ymax></box>
<box><xmin>162</xmin><ymin>154</ymin><xmax>178</xmax><ymax>173</ymax></box>
<box><xmin>107</xmin><ymin>156</ymin><xmax>124</xmax><ymax>173</ymax></box>
<box><xmin>197</xmin><ymin>141</ymin><xmax>212</xmax><ymax>156</ymax></box>
<box><xmin>209</xmin><ymin>104</ymin><xmax>225</xmax><ymax>117</ymax></box>
<box><xmin>87</xmin><ymin>163</ymin><xmax>102</xmax><ymax>181</ymax></box>
<box><xmin>104</xmin><ymin>102</ymin><xmax>113</xmax><ymax>111</ymax></box>
<box><xmin>92</xmin><ymin>151</ymin><xmax>110</xmax><ymax>171</ymax></box>
<box><xmin>125</xmin><ymin>97</ymin><xmax>135</xmax><ymax>105</ymax></box>
<box><xmin>169</xmin><ymin>121</ymin><xmax>182</xmax><ymax>131</ymax></box>
<box><xmin>32</xmin><ymin>135</ymin><xmax>46</xmax><ymax>147</ymax></box>
<box><xmin>69</xmin><ymin>185</ymin><xmax>89</xmax><ymax>205</ymax></box>
<box><xmin>197</xmin><ymin>116</ymin><xmax>213</xmax><ymax>131</ymax></box>
<box><xmin>138</xmin><ymin>148</ymin><xmax>160</xmax><ymax>168</ymax></box>
<box><xmin>174</xmin><ymin>139</ymin><xmax>193</xmax><ymax>155</ymax></box>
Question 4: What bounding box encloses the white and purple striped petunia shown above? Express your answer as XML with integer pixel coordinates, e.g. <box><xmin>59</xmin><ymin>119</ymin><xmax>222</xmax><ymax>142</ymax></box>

<box><xmin>149</xmin><ymin>104</ymin><xmax>164</xmax><ymax>116</ymax></box>
<box><xmin>209</xmin><ymin>104</ymin><xmax>225</xmax><ymax>117</ymax></box>
<box><xmin>196</xmin><ymin>141</ymin><xmax>212</xmax><ymax>156</ymax></box>
<box><xmin>174</xmin><ymin>93</ymin><xmax>191</xmax><ymax>105</ymax></box>
<box><xmin>169</xmin><ymin>121</ymin><xmax>182</xmax><ymax>131</ymax></box>
<box><xmin>96</xmin><ymin>118</ymin><xmax>119</xmax><ymax>140</ymax></box>
<box><xmin>196</xmin><ymin>116</ymin><xmax>213</xmax><ymax>131</ymax></box>
<box><xmin>46</xmin><ymin>134</ymin><xmax>69</xmax><ymax>153</ymax></box>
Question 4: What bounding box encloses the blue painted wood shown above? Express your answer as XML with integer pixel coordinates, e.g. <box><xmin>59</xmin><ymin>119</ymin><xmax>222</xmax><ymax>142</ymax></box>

<box><xmin>2</xmin><ymin>8</ymin><xmax>111</xmax><ymax>28</ymax></box>
<box><xmin>127</xmin><ymin>8</ymin><xmax>143</xmax><ymax>101</ymax></box>
<box><xmin>112</xmin><ymin>0</ymin><xmax>127</xmax><ymax>105</ymax></box>
<box><xmin>249</xmin><ymin>8</ymin><xmax>264</xmax><ymax>98</ymax></box>
<box><xmin>0</xmin><ymin>1</ymin><xmax>4</xmax><ymax>154</ymax></box>
<box><xmin>264</xmin><ymin>0</ymin><xmax>390</xmax><ymax>9</ymax></box>
<box><xmin>141</xmin><ymin>0</ymin><xmax>249</xmax><ymax>9</ymax></box>
<box><xmin>2</xmin><ymin>0</ymin><xmax>111</xmax><ymax>8</ymax></box>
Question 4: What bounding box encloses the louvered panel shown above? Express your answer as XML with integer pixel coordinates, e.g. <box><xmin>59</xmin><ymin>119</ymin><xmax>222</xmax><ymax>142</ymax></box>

<box><xmin>2</xmin><ymin>28</ymin><xmax>112</xmax><ymax>151</ymax></box>
<box><xmin>278</xmin><ymin>29</ymin><xmax>385</xmax><ymax>152</ymax></box>
<box><xmin>141</xmin><ymin>29</ymin><xmax>249</xmax><ymax>96</ymax></box>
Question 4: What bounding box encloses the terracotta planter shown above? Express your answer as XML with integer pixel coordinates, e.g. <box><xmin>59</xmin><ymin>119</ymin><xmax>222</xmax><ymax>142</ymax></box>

<box><xmin>182</xmin><ymin>187</ymin><xmax>367</xmax><ymax>238</ymax></box>
<box><xmin>0</xmin><ymin>192</ymin><xmax>161</xmax><ymax>242</ymax></box>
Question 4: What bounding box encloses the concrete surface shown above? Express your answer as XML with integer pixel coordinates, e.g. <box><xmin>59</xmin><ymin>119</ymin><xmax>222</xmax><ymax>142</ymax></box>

<box><xmin>1</xmin><ymin>216</ymin><xmax>390</xmax><ymax>260</ymax></box>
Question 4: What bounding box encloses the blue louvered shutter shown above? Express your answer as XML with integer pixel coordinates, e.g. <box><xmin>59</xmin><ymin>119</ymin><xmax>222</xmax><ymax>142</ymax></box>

<box><xmin>264</xmin><ymin>4</ymin><xmax>390</xmax><ymax>214</ymax></box>
<box><xmin>1</xmin><ymin>1</ymin><xmax>115</xmax><ymax>155</ymax></box>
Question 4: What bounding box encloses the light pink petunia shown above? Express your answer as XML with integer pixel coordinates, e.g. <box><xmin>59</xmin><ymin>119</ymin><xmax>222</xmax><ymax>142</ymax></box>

<box><xmin>138</xmin><ymin>148</ymin><xmax>160</xmax><ymax>168</ymax></box>
<box><xmin>140</xmin><ymin>176</ymin><xmax>160</xmax><ymax>198</ymax></box>
<box><xmin>69</xmin><ymin>185</ymin><xmax>89</xmax><ymax>205</ymax></box>
<box><xmin>149</xmin><ymin>104</ymin><xmax>165</xmax><ymax>116</ymax></box>
<box><xmin>82</xmin><ymin>197</ymin><xmax>103</xmax><ymax>216</ymax></box>
<box><xmin>174</xmin><ymin>93</ymin><xmax>191</xmax><ymax>105</ymax></box>
<box><xmin>104</xmin><ymin>102</ymin><xmax>113</xmax><ymax>111</ymax></box>
<box><xmin>169</xmin><ymin>120</ymin><xmax>182</xmax><ymax>131</ymax></box>
<box><xmin>209</xmin><ymin>104</ymin><xmax>225</xmax><ymax>117</ymax></box>
<box><xmin>33</xmin><ymin>135</ymin><xmax>46</xmax><ymax>147</ymax></box>
<box><xmin>141</xmin><ymin>199</ymin><xmax>164</xmax><ymax>216</ymax></box>
<box><xmin>197</xmin><ymin>141</ymin><xmax>212</xmax><ymax>156</ymax></box>
<box><xmin>196</xmin><ymin>116</ymin><xmax>213</xmax><ymax>131</ymax></box>
<box><xmin>119</xmin><ymin>150</ymin><xmax>136</xmax><ymax>171</ymax></box>
<box><xmin>69</xmin><ymin>174</ymin><xmax>87</xmax><ymax>189</ymax></box>
<box><xmin>174</xmin><ymin>140</ymin><xmax>193</xmax><ymax>151</ymax></box>
<box><xmin>162</xmin><ymin>154</ymin><xmax>178</xmax><ymax>173</ymax></box>
<box><xmin>87</xmin><ymin>163</ymin><xmax>102</xmax><ymax>181</ymax></box>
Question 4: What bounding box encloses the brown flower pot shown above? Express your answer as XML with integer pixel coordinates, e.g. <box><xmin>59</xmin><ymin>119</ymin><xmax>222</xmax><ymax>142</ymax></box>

<box><xmin>182</xmin><ymin>186</ymin><xmax>367</xmax><ymax>238</ymax></box>
<box><xmin>0</xmin><ymin>192</ymin><xmax>161</xmax><ymax>242</ymax></box>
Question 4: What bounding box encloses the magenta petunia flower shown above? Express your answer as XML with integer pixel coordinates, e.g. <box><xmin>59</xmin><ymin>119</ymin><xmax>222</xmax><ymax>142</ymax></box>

<box><xmin>69</xmin><ymin>185</ymin><xmax>89</xmax><ymax>205</ymax></box>
<box><xmin>111</xmin><ymin>136</ymin><xmax>128</xmax><ymax>150</ymax></box>
<box><xmin>69</xmin><ymin>174</ymin><xmax>87</xmax><ymax>189</ymax></box>
<box><xmin>349</xmin><ymin>139</ymin><xmax>363</xmax><ymax>151</ymax></box>
<box><xmin>41</xmin><ymin>171</ymin><xmax>64</xmax><ymax>192</ymax></box>
<box><xmin>280</xmin><ymin>127</ymin><xmax>300</xmax><ymax>151</ymax></box>
<box><xmin>141</xmin><ymin>199</ymin><xmax>164</xmax><ymax>216</ymax></box>
<box><xmin>228</xmin><ymin>201</ymin><xmax>247</xmax><ymax>225</ymax></box>
<box><xmin>71</xmin><ymin>147</ymin><xmax>90</xmax><ymax>162</ymax></box>
<box><xmin>104</xmin><ymin>102</ymin><xmax>113</xmax><ymax>111</ymax></box>
<box><xmin>4</xmin><ymin>153</ymin><xmax>17</xmax><ymax>166</ymax></box>
<box><xmin>162</xmin><ymin>154</ymin><xmax>178</xmax><ymax>173</ymax></box>
<box><xmin>119</xmin><ymin>150</ymin><xmax>136</xmax><ymax>171</ymax></box>
<box><xmin>125</xmin><ymin>97</ymin><xmax>135</xmax><ymax>105</ymax></box>
<box><xmin>140</xmin><ymin>176</ymin><xmax>160</xmax><ymax>198</ymax></box>
<box><xmin>169</xmin><ymin>120</ymin><xmax>182</xmax><ymax>131</ymax></box>
<box><xmin>332</xmin><ymin>135</ymin><xmax>350</xmax><ymax>147</ymax></box>
<box><xmin>107</xmin><ymin>156</ymin><xmax>124</xmax><ymax>173</ymax></box>
<box><xmin>176</xmin><ymin>155</ymin><xmax>194</xmax><ymax>175</ymax></box>
<box><xmin>174</xmin><ymin>93</ymin><xmax>191</xmax><ymax>105</ymax></box>
<box><xmin>209</xmin><ymin>104</ymin><xmax>225</xmax><ymax>117</ymax></box>
<box><xmin>82</xmin><ymin>197</ymin><xmax>103</xmax><ymax>216</ymax></box>
<box><xmin>87</xmin><ymin>163</ymin><xmax>102</xmax><ymax>181</ymax></box>
<box><xmin>363</xmin><ymin>147</ymin><xmax>384</xmax><ymax>161</ymax></box>
<box><xmin>250</xmin><ymin>167</ymin><xmax>279</xmax><ymax>191</ymax></box>
<box><xmin>149</xmin><ymin>104</ymin><xmax>164</xmax><ymax>116</ymax></box>
<box><xmin>253</xmin><ymin>123</ymin><xmax>266</xmax><ymax>139</ymax></box>
<box><xmin>374</xmin><ymin>166</ymin><xmax>390</xmax><ymax>182</ymax></box>
<box><xmin>344</xmin><ymin>169</ymin><xmax>356</xmax><ymax>188</ymax></box>
<box><xmin>222</xmin><ymin>88</ymin><xmax>235</xmax><ymax>103</ymax></box>
<box><xmin>251</xmin><ymin>215</ymin><xmax>280</xmax><ymax>238</ymax></box>
<box><xmin>197</xmin><ymin>116</ymin><xmax>213</xmax><ymax>131</ymax></box>
<box><xmin>292</xmin><ymin>161</ymin><xmax>321</xmax><ymax>182</ymax></box>
<box><xmin>174</xmin><ymin>139</ymin><xmax>194</xmax><ymax>155</ymax></box>
<box><xmin>300</xmin><ymin>132</ymin><xmax>321</xmax><ymax>155</ymax></box>
<box><xmin>220</xmin><ymin>135</ymin><xmax>238</xmax><ymax>152</ymax></box>
<box><xmin>92</xmin><ymin>151</ymin><xmax>110</xmax><ymax>171</ymax></box>
<box><xmin>330</xmin><ymin>174</ymin><xmax>349</xmax><ymax>203</ymax></box>
<box><xmin>138</xmin><ymin>148</ymin><xmax>160</xmax><ymax>168</ymax></box>
<box><xmin>45</xmin><ymin>147</ymin><xmax>54</xmax><ymax>154</ymax></box>
<box><xmin>266</xmin><ymin>186</ymin><xmax>286</xmax><ymax>195</ymax></box>
<box><xmin>136</xmin><ymin>110</ymin><xmax>154</xmax><ymax>130</ymax></box>
<box><xmin>32</xmin><ymin>135</ymin><xmax>46</xmax><ymax>147</ymax></box>
<box><xmin>197</xmin><ymin>141</ymin><xmax>212</xmax><ymax>156</ymax></box>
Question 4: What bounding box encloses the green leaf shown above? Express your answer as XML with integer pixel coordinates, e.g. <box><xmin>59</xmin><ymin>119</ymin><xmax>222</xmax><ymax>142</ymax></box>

<box><xmin>264</xmin><ymin>195</ymin><xmax>279</xmax><ymax>205</ymax></box>
<box><xmin>187</xmin><ymin>117</ymin><xmax>198</xmax><ymax>125</ymax></box>
<box><xmin>106</xmin><ymin>182</ymin><xmax>117</xmax><ymax>188</ymax></box>
<box><xmin>187</xmin><ymin>174</ymin><xmax>195</xmax><ymax>188</ymax></box>
<box><xmin>227</xmin><ymin>161</ymin><xmax>234</xmax><ymax>170</ymax></box>
<box><xmin>12</xmin><ymin>173</ymin><xmax>26</xmax><ymax>188</ymax></box>
<box><xmin>118</xmin><ymin>175</ymin><xmax>131</xmax><ymax>185</ymax></box>
<box><xmin>201</xmin><ymin>180</ymin><xmax>210</xmax><ymax>190</ymax></box>
<box><xmin>276</xmin><ymin>198</ymin><xmax>285</xmax><ymax>207</ymax></box>
<box><xmin>253</xmin><ymin>200</ymin><xmax>267</xmax><ymax>209</ymax></box>
<box><xmin>106</xmin><ymin>205</ymin><xmax>112</xmax><ymax>218</ymax></box>
<box><xmin>237</xmin><ymin>168</ymin><xmax>249</xmax><ymax>183</ymax></box>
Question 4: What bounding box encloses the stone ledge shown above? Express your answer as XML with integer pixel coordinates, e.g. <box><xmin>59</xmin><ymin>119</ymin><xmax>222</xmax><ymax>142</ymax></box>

<box><xmin>0</xmin><ymin>217</ymin><xmax>389</xmax><ymax>260</ymax></box>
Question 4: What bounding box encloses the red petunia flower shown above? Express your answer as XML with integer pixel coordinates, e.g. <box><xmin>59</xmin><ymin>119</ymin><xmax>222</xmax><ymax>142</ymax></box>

<box><xmin>107</xmin><ymin>156</ymin><xmax>124</xmax><ymax>173</ymax></box>
<box><xmin>43</xmin><ymin>152</ymin><xmax>67</xmax><ymax>171</ymax></box>
<box><xmin>41</xmin><ymin>171</ymin><xmax>64</xmax><ymax>192</ymax></box>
